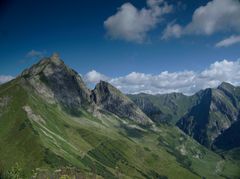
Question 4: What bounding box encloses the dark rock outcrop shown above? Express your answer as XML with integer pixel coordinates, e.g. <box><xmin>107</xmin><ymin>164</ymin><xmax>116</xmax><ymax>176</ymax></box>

<box><xmin>213</xmin><ymin>119</ymin><xmax>240</xmax><ymax>150</ymax></box>
<box><xmin>177</xmin><ymin>83</ymin><xmax>240</xmax><ymax>148</ymax></box>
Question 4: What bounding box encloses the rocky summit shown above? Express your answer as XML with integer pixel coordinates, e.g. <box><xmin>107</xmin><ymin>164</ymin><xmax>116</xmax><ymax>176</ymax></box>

<box><xmin>21</xmin><ymin>53</ymin><xmax>91</xmax><ymax>111</ymax></box>
<box><xmin>92</xmin><ymin>80</ymin><xmax>152</xmax><ymax>124</ymax></box>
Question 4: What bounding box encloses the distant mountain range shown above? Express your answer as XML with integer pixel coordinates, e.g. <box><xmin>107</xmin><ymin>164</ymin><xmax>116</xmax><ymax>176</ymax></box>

<box><xmin>0</xmin><ymin>54</ymin><xmax>239</xmax><ymax>178</ymax></box>
<box><xmin>129</xmin><ymin>82</ymin><xmax>240</xmax><ymax>151</ymax></box>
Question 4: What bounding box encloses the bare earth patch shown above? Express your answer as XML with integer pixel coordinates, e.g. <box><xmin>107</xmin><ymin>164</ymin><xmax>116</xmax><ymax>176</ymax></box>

<box><xmin>23</xmin><ymin>105</ymin><xmax>46</xmax><ymax>124</ymax></box>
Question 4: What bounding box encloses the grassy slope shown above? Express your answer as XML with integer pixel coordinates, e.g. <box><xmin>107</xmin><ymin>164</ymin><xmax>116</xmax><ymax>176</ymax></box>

<box><xmin>0</xmin><ymin>79</ymin><xmax>239</xmax><ymax>178</ymax></box>
<box><xmin>0</xmin><ymin>79</ymin><xmax>46</xmax><ymax>177</ymax></box>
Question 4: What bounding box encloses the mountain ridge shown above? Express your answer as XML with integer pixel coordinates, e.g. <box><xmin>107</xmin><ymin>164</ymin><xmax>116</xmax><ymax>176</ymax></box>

<box><xmin>129</xmin><ymin>82</ymin><xmax>240</xmax><ymax>150</ymax></box>
<box><xmin>8</xmin><ymin>57</ymin><xmax>240</xmax><ymax>148</ymax></box>
<box><xmin>19</xmin><ymin>54</ymin><xmax>152</xmax><ymax>124</ymax></box>
<box><xmin>0</xmin><ymin>55</ymin><xmax>239</xmax><ymax>178</ymax></box>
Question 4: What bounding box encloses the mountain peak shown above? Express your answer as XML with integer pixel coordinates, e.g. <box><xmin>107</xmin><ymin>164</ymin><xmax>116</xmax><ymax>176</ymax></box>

<box><xmin>51</xmin><ymin>52</ymin><xmax>60</xmax><ymax>60</ymax></box>
<box><xmin>93</xmin><ymin>80</ymin><xmax>130</xmax><ymax>105</ymax></box>
<box><xmin>21</xmin><ymin>55</ymin><xmax>91</xmax><ymax>113</ymax></box>
<box><xmin>92</xmin><ymin>80</ymin><xmax>152</xmax><ymax>124</ymax></box>
<box><xmin>49</xmin><ymin>52</ymin><xmax>63</xmax><ymax>65</ymax></box>
<box><xmin>21</xmin><ymin>53</ymin><xmax>65</xmax><ymax>78</ymax></box>
<box><xmin>95</xmin><ymin>80</ymin><xmax>123</xmax><ymax>96</ymax></box>
<box><xmin>98</xmin><ymin>80</ymin><xmax>111</xmax><ymax>88</ymax></box>
<box><xmin>218</xmin><ymin>82</ymin><xmax>234</xmax><ymax>91</ymax></box>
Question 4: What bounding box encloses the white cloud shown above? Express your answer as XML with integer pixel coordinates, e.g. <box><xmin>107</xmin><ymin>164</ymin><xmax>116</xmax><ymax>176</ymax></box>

<box><xmin>198</xmin><ymin>60</ymin><xmax>240</xmax><ymax>88</ymax></box>
<box><xmin>109</xmin><ymin>71</ymin><xmax>196</xmax><ymax>94</ymax></box>
<box><xmin>84</xmin><ymin>59</ymin><xmax>240</xmax><ymax>95</ymax></box>
<box><xmin>104</xmin><ymin>0</ymin><xmax>173</xmax><ymax>43</ymax></box>
<box><xmin>84</xmin><ymin>70</ymin><xmax>109</xmax><ymax>84</ymax></box>
<box><xmin>0</xmin><ymin>75</ymin><xmax>14</xmax><ymax>84</ymax></box>
<box><xmin>162</xmin><ymin>0</ymin><xmax>240</xmax><ymax>39</ymax></box>
<box><xmin>26</xmin><ymin>50</ymin><xmax>46</xmax><ymax>58</ymax></box>
<box><xmin>162</xmin><ymin>23</ymin><xmax>183</xmax><ymax>39</ymax></box>
<box><xmin>216</xmin><ymin>35</ymin><xmax>240</xmax><ymax>47</ymax></box>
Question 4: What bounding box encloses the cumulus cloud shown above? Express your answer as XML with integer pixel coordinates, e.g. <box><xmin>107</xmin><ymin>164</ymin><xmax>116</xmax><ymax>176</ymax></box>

<box><xmin>162</xmin><ymin>0</ymin><xmax>240</xmax><ymax>39</ymax></box>
<box><xmin>0</xmin><ymin>75</ymin><xmax>14</xmax><ymax>84</ymax></box>
<box><xmin>104</xmin><ymin>0</ymin><xmax>173</xmax><ymax>43</ymax></box>
<box><xmin>109</xmin><ymin>71</ymin><xmax>196</xmax><ymax>94</ymax></box>
<box><xmin>84</xmin><ymin>59</ymin><xmax>240</xmax><ymax>95</ymax></box>
<box><xmin>84</xmin><ymin>70</ymin><xmax>109</xmax><ymax>84</ymax></box>
<box><xmin>216</xmin><ymin>35</ymin><xmax>240</xmax><ymax>47</ymax></box>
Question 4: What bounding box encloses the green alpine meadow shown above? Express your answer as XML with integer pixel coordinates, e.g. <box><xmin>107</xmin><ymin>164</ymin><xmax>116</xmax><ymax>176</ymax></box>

<box><xmin>0</xmin><ymin>55</ymin><xmax>239</xmax><ymax>178</ymax></box>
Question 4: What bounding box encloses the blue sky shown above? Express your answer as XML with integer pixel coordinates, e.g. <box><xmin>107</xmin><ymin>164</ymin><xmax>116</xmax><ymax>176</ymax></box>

<box><xmin>1</xmin><ymin>0</ymin><xmax>240</xmax><ymax>94</ymax></box>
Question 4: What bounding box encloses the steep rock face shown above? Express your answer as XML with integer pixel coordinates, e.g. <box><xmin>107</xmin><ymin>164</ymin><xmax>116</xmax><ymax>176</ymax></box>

<box><xmin>92</xmin><ymin>81</ymin><xmax>152</xmax><ymax>124</ymax></box>
<box><xmin>177</xmin><ymin>89</ymin><xmax>213</xmax><ymax>147</ymax></box>
<box><xmin>213</xmin><ymin>119</ymin><xmax>240</xmax><ymax>150</ymax></box>
<box><xmin>21</xmin><ymin>53</ymin><xmax>91</xmax><ymax>113</ymax></box>
<box><xmin>177</xmin><ymin>83</ymin><xmax>240</xmax><ymax>148</ymax></box>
